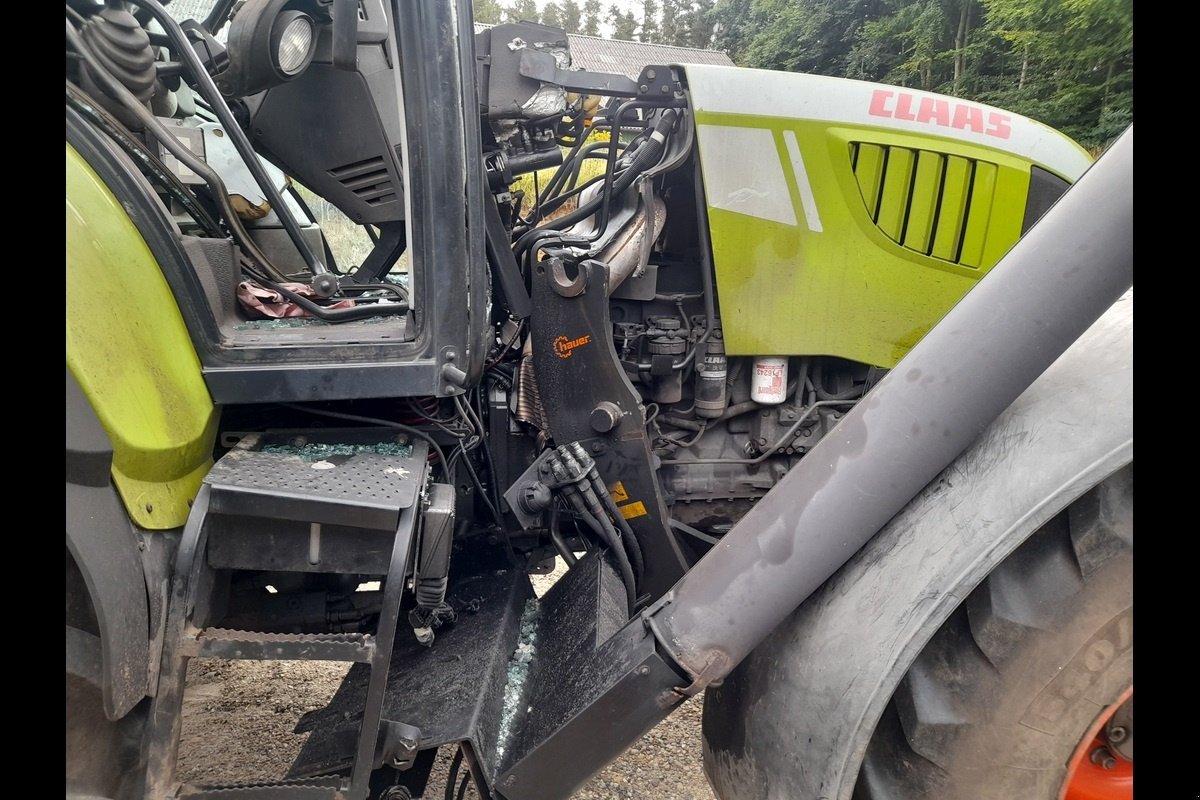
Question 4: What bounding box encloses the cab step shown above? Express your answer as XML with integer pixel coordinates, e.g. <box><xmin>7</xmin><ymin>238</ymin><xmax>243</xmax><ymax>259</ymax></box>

<box><xmin>176</xmin><ymin>775</ymin><xmax>346</xmax><ymax>798</ymax></box>
<box><xmin>180</xmin><ymin>628</ymin><xmax>375</xmax><ymax>663</ymax></box>
<box><xmin>141</xmin><ymin>430</ymin><xmax>435</xmax><ymax>800</ymax></box>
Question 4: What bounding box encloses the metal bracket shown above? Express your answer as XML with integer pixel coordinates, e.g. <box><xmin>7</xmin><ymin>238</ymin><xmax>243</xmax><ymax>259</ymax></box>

<box><xmin>671</xmin><ymin>651</ymin><xmax>728</xmax><ymax>698</ymax></box>
<box><xmin>544</xmin><ymin>255</ymin><xmax>589</xmax><ymax>298</ymax></box>
<box><xmin>518</xmin><ymin>50</ymin><xmax>641</xmax><ymax>97</ymax></box>
<box><xmin>377</xmin><ymin>720</ymin><xmax>423</xmax><ymax>770</ymax></box>
<box><xmin>634</xmin><ymin>65</ymin><xmax>683</xmax><ymax>102</ymax></box>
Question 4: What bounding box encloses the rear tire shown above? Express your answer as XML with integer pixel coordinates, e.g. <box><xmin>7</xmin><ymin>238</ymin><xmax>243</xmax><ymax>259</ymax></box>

<box><xmin>853</xmin><ymin>467</ymin><xmax>1132</xmax><ymax>800</ymax></box>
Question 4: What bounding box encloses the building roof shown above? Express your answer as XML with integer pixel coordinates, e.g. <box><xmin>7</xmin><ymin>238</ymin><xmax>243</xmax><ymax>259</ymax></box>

<box><xmin>475</xmin><ymin>24</ymin><xmax>735</xmax><ymax>80</ymax></box>
<box><xmin>559</xmin><ymin>33</ymin><xmax>735</xmax><ymax>79</ymax></box>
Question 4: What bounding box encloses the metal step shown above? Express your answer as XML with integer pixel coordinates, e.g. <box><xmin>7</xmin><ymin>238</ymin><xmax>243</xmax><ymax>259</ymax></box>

<box><xmin>204</xmin><ymin>432</ymin><xmax>428</xmax><ymax>530</ymax></box>
<box><xmin>176</xmin><ymin>776</ymin><xmax>346</xmax><ymax>799</ymax></box>
<box><xmin>181</xmin><ymin>628</ymin><xmax>375</xmax><ymax>663</ymax></box>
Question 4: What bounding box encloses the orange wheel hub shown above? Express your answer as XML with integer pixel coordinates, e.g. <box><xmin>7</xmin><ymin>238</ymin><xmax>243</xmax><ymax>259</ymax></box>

<box><xmin>1062</xmin><ymin>687</ymin><xmax>1133</xmax><ymax>800</ymax></box>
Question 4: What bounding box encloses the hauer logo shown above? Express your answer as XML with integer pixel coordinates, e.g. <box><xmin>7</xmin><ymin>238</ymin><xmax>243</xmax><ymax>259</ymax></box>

<box><xmin>553</xmin><ymin>334</ymin><xmax>591</xmax><ymax>358</ymax></box>
<box><xmin>869</xmin><ymin>89</ymin><xmax>1011</xmax><ymax>140</ymax></box>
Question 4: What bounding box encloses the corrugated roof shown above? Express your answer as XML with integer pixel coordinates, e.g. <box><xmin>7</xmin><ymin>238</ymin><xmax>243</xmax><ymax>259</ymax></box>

<box><xmin>475</xmin><ymin>24</ymin><xmax>735</xmax><ymax>80</ymax></box>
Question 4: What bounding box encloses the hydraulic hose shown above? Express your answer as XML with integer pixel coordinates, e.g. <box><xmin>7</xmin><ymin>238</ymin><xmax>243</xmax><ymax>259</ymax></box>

<box><xmin>66</xmin><ymin>18</ymin><xmax>290</xmax><ymax>282</ymax></box>
<box><xmin>566</xmin><ymin>442</ymin><xmax>645</xmax><ymax>585</ymax></box>
<box><xmin>68</xmin><ymin>16</ymin><xmax>407</xmax><ymax>320</ymax></box>
<box><xmin>546</xmin><ymin>503</ymin><xmax>578</xmax><ymax>567</ymax></box>
<box><xmin>551</xmin><ymin>459</ymin><xmax>637</xmax><ymax>615</ymax></box>
<box><xmin>513</xmin><ymin>108</ymin><xmax>679</xmax><ymax>259</ymax></box>
<box><xmin>562</xmin><ymin>486</ymin><xmax>636</xmax><ymax>615</ymax></box>
<box><xmin>122</xmin><ymin>0</ymin><xmax>335</xmax><ymax>294</ymax></box>
<box><xmin>66</xmin><ymin>81</ymin><xmax>223</xmax><ymax>237</ymax></box>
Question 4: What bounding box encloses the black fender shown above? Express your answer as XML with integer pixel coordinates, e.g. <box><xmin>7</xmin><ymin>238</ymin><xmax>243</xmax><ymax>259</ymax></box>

<box><xmin>702</xmin><ymin>291</ymin><xmax>1133</xmax><ymax>800</ymax></box>
<box><xmin>66</xmin><ymin>366</ymin><xmax>150</xmax><ymax>721</ymax></box>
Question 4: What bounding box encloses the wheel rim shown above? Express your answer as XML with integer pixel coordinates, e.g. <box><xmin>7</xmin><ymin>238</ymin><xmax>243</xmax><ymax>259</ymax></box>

<box><xmin>1061</xmin><ymin>686</ymin><xmax>1133</xmax><ymax>800</ymax></box>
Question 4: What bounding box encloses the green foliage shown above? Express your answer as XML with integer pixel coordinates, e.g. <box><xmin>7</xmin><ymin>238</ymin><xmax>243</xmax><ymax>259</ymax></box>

<box><xmin>292</xmin><ymin>184</ymin><xmax>374</xmax><ymax>271</ymax></box>
<box><xmin>582</xmin><ymin>0</ymin><xmax>603</xmax><ymax>35</ymax></box>
<box><xmin>641</xmin><ymin>0</ymin><xmax>662</xmax><ymax>41</ymax></box>
<box><xmin>689</xmin><ymin>0</ymin><xmax>719</xmax><ymax>48</ymax></box>
<box><xmin>710</xmin><ymin>0</ymin><xmax>1131</xmax><ymax>148</ymax></box>
<box><xmin>504</xmin><ymin>0</ymin><xmax>539</xmax><ymax>23</ymax></box>
<box><xmin>560</xmin><ymin>0</ymin><xmax>583</xmax><ymax>33</ymax></box>
<box><xmin>472</xmin><ymin>0</ymin><xmax>504</xmax><ymax>24</ymax></box>
<box><xmin>542</xmin><ymin>2</ymin><xmax>565</xmax><ymax>28</ymax></box>
<box><xmin>610</xmin><ymin>5</ymin><xmax>638</xmax><ymax>39</ymax></box>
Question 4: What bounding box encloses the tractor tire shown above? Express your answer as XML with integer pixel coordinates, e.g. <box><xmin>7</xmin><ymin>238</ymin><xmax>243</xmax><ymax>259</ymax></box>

<box><xmin>853</xmin><ymin>467</ymin><xmax>1132</xmax><ymax>800</ymax></box>
<box><xmin>67</xmin><ymin>550</ymin><xmax>148</xmax><ymax>800</ymax></box>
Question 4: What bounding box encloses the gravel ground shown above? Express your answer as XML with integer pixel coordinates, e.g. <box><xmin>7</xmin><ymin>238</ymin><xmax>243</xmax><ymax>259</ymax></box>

<box><xmin>178</xmin><ymin>561</ymin><xmax>716</xmax><ymax>800</ymax></box>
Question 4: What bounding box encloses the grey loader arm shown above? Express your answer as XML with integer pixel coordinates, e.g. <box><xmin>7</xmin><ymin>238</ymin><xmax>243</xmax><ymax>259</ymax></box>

<box><xmin>702</xmin><ymin>290</ymin><xmax>1132</xmax><ymax>800</ymax></box>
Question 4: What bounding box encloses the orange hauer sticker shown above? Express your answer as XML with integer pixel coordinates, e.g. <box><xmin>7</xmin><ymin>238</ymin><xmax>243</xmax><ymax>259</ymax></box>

<box><xmin>553</xmin><ymin>334</ymin><xmax>591</xmax><ymax>358</ymax></box>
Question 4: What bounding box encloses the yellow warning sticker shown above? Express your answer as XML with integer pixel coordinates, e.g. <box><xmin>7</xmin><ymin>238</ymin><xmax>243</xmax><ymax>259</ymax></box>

<box><xmin>618</xmin><ymin>500</ymin><xmax>648</xmax><ymax>520</ymax></box>
<box><xmin>609</xmin><ymin>481</ymin><xmax>630</xmax><ymax>504</ymax></box>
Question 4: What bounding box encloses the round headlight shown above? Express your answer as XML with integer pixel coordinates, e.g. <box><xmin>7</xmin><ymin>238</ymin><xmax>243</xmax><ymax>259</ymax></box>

<box><xmin>273</xmin><ymin>12</ymin><xmax>314</xmax><ymax>77</ymax></box>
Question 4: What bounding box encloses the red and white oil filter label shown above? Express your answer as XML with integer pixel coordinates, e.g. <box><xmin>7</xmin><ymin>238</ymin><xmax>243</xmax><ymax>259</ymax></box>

<box><xmin>751</xmin><ymin>357</ymin><xmax>788</xmax><ymax>405</ymax></box>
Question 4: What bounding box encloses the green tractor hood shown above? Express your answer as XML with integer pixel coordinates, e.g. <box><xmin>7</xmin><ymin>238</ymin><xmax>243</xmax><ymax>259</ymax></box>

<box><xmin>681</xmin><ymin>64</ymin><xmax>1092</xmax><ymax>367</ymax></box>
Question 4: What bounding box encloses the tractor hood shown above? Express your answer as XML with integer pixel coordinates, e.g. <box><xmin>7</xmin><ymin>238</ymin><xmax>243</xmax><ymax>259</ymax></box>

<box><xmin>678</xmin><ymin>64</ymin><xmax>1093</xmax><ymax>367</ymax></box>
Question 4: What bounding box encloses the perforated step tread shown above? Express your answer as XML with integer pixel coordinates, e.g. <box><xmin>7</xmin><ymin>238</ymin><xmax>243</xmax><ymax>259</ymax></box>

<box><xmin>182</xmin><ymin>628</ymin><xmax>375</xmax><ymax>662</ymax></box>
<box><xmin>176</xmin><ymin>775</ymin><xmax>346</xmax><ymax>799</ymax></box>
<box><xmin>204</xmin><ymin>436</ymin><xmax>429</xmax><ymax>530</ymax></box>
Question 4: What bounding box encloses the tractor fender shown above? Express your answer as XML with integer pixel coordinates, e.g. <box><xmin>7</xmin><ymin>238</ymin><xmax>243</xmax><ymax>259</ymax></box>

<box><xmin>702</xmin><ymin>290</ymin><xmax>1132</xmax><ymax>800</ymax></box>
<box><xmin>67</xmin><ymin>366</ymin><xmax>150</xmax><ymax>721</ymax></box>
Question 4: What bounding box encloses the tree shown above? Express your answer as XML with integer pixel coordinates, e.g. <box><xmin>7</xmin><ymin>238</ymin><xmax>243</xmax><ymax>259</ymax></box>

<box><xmin>610</xmin><ymin>5</ymin><xmax>638</xmax><ymax>39</ymax></box>
<box><xmin>560</xmin><ymin>0</ymin><xmax>583</xmax><ymax>32</ymax></box>
<box><xmin>702</xmin><ymin>0</ymin><xmax>1130</xmax><ymax>149</ymax></box>
<box><xmin>710</xmin><ymin>0</ymin><xmax>755</xmax><ymax>60</ymax></box>
<box><xmin>504</xmin><ymin>0</ymin><xmax>540</xmax><ymax>23</ymax></box>
<box><xmin>640</xmin><ymin>0</ymin><xmax>661</xmax><ymax>41</ymax></box>
<box><xmin>740</xmin><ymin>0</ymin><xmax>885</xmax><ymax>77</ymax></box>
<box><xmin>582</xmin><ymin>0</ymin><xmax>603</xmax><ymax>35</ymax></box>
<box><xmin>542</xmin><ymin>1</ymin><xmax>564</xmax><ymax>28</ymax></box>
<box><xmin>661</xmin><ymin>0</ymin><xmax>682</xmax><ymax>45</ymax></box>
<box><xmin>473</xmin><ymin>0</ymin><xmax>504</xmax><ymax>23</ymax></box>
<box><xmin>979</xmin><ymin>0</ymin><xmax>1132</xmax><ymax>146</ymax></box>
<box><xmin>682</xmin><ymin>0</ymin><xmax>717</xmax><ymax>47</ymax></box>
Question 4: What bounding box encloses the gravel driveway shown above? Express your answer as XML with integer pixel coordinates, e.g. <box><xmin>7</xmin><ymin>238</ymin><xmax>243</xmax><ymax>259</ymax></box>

<box><xmin>178</xmin><ymin>562</ymin><xmax>717</xmax><ymax>800</ymax></box>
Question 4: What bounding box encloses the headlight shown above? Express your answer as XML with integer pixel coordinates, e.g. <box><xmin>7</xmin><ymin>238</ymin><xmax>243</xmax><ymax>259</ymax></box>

<box><xmin>273</xmin><ymin>12</ymin><xmax>315</xmax><ymax>77</ymax></box>
<box><xmin>222</xmin><ymin>1</ymin><xmax>321</xmax><ymax>98</ymax></box>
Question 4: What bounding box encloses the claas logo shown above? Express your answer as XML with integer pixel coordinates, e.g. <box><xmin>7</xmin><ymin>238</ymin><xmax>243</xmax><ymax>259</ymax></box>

<box><xmin>869</xmin><ymin>89</ymin><xmax>1011</xmax><ymax>140</ymax></box>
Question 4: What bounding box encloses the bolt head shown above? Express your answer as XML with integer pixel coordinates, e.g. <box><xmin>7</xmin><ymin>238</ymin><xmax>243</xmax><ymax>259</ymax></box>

<box><xmin>1108</xmin><ymin>725</ymin><xmax>1128</xmax><ymax>743</ymax></box>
